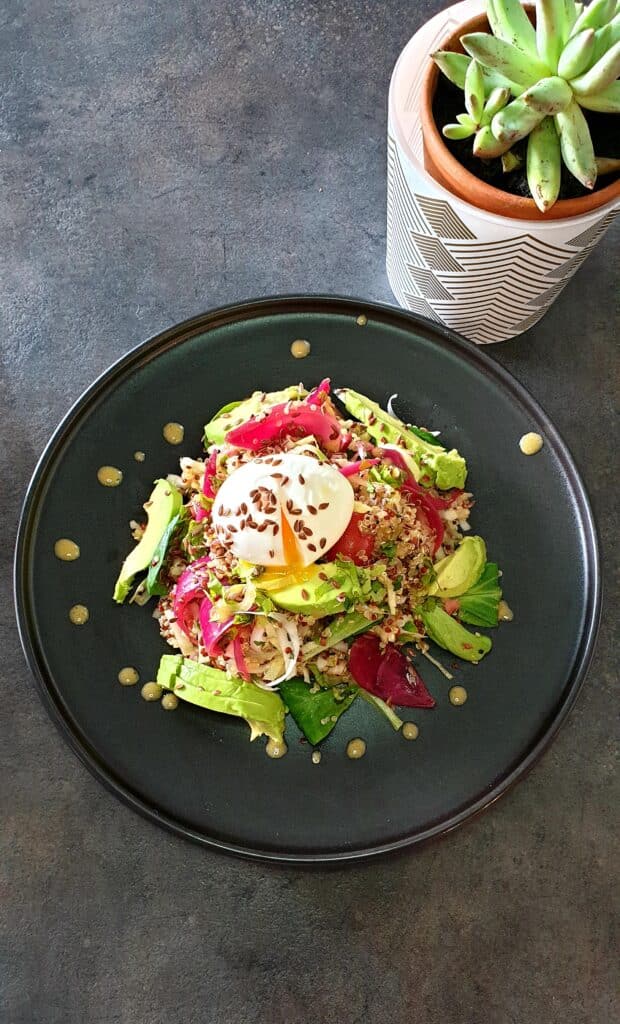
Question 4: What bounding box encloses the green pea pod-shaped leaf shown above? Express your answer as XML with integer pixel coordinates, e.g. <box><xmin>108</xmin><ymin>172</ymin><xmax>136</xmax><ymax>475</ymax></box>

<box><xmin>590</xmin><ymin>14</ymin><xmax>620</xmax><ymax>64</ymax></box>
<box><xmin>570</xmin><ymin>38</ymin><xmax>620</xmax><ymax>93</ymax></box>
<box><xmin>481</xmin><ymin>65</ymin><xmax>524</xmax><ymax>96</ymax></box>
<box><xmin>570</xmin><ymin>0</ymin><xmax>616</xmax><ymax>35</ymax></box>
<box><xmin>486</xmin><ymin>0</ymin><xmax>538</xmax><ymax>56</ymax></box>
<box><xmin>482</xmin><ymin>86</ymin><xmax>512</xmax><ymax>124</ymax></box>
<box><xmin>576</xmin><ymin>79</ymin><xmax>620</xmax><ymax>110</ymax></box>
<box><xmin>596</xmin><ymin>155</ymin><xmax>620</xmax><ymax>174</ymax></box>
<box><xmin>521</xmin><ymin>75</ymin><xmax>573</xmax><ymax>111</ymax></box>
<box><xmin>555</xmin><ymin>99</ymin><xmax>597</xmax><ymax>187</ymax></box>
<box><xmin>431</xmin><ymin>50</ymin><xmax>470</xmax><ymax>89</ymax></box>
<box><xmin>492</xmin><ymin>98</ymin><xmax>547</xmax><ymax>145</ymax></box>
<box><xmin>536</xmin><ymin>0</ymin><xmax>569</xmax><ymax>68</ymax></box>
<box><xmin>464</xmin><ymin>59</ymin><xmax>485</xmax><ymax>122</ymax></box>
<box><xmin>473</xmin><ymin>123</ymin><xmax>514</xmax><ymax>158</ymax></box>
<box><xmin>456</xmin><ymin>112</ymin><xmax>478</xmax><ymax>128</ymax></box>
<box><xmin>461</xmin><ymin>32</ymin><xmax>550</xmax><ymax>87</ymax></box>
<box><xmin>527</xmin><ymin>116</ymin><xmax>562</xmax><ymax>211</ymax></box>
<box><xmin>558</xmin><ymin>28</ymin><xmax>596</xmax><ymax>77</ymax></box>
<box><xmin>442</xmin><ymin>122</ymin><xmax>476</xmax><ymax>140</ymax></box>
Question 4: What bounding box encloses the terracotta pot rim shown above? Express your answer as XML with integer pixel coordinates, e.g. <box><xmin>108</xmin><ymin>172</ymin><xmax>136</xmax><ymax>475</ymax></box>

<box><xmin>420</xmin><ymin>10</ymin><xmax>620</xmax><ymax>222</ymax></box>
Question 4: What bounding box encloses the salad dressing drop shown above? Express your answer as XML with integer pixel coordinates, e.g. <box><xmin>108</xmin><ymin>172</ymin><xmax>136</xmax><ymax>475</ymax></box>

<box><xmin>266</xmin><ymin>739</ymin><xmax>288</xmax><ymax>759</ymax></box>
<box><xmin>69</xmin><ymin>604</ymin><xmax>89</xmax><ymax>625</ymax></box>
<box><xmin>449</xmin><ymin>686</ymin><xmax>468</xmax><ymax>706</ymax></box>
<box><xmin>346</xmin><ymin>738</ymin><xmax>366</xmax><ymax>759</ymax></box>
<box><xmin>163</xmin><ymin>422</ymin><xmax>184</xmax><ymax>445</ymax></box>
<box><xmin>519</xmin><ymin>432</ymin><xmax>543</xmax><ymax>455</ymax></box>
<box><xmin>54</xmin><ymin>539</ymin><xmax>80</xmax><ymax>561</ymax></box>
<box><xmin>97</xmin><ymin>466</ymin><xmax>123</xmax><ymax>487</ymax></box>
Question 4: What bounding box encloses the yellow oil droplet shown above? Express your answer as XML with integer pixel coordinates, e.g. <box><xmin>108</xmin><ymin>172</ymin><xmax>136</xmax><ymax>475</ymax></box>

<box><xmin>134</xmin><ymin>450</ymin><xmax>146</xmax><ymax>462</ymax></box>
<box><xmin>519</xmin><ymin>432</ymin><xmax>543</xmax><ymax>455</ymax></box>
<box><xmin>356</xmin><ymin>314</ymin><xmax>368</xmax><ymax>327</ymax></box>
<box><xmin>311</xmin><ymin>750</ymin><xmax>322</xmax><ymax>764</ymax></box>
<box><xmin>161</xmin><ymin>692</ymin><xmax>179</xmax><ymax>710</ymax></box>
<box><xmin>402</xmin><ymin>722</ymin><xmax>419</xmax><ymax>740</ymax></box>
<box><xmin>346</xmin><ymin>738</ymin><xmax>366</xmax><ymax>759</ymax></box>
<box><xmin>266</xmin><ymin>738</ymin><xmax>288</xmax><ymax>759</ymax></box>
<box><xmin>97</xmin><ymin>465</ymin><xmax>123</xmax><ymax>487</ymax></box>
<box><xmin>118</xmin><ymin>666</ymin><xmax>139</xmax><ymax>686</ymax></box>
<box><xmin>449</xmin><ymin>686</ymin><xmax>468</xmax><ymax>706</ymax></box>
<box><xmin>68</xmin><ymin>604</ymin><xmax>89</xmax><ymax>625</ymax></box>
<box><xmin>290</xmin><ymin>339</ymin><xmax>311</xmax><ymax>359</ymax></box>
<box><xmin>54</xmin><ymin>539</ymin><xmax>80</xmax><ymax>561</ymax></box>
<box><xmin>163</xmin><ymin>422</ymin><xmax>184</xmax><ymax>445</ymax></box>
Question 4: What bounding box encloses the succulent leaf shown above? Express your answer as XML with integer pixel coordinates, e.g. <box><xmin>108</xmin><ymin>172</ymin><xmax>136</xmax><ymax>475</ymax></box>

<box><xmin>472</xmin><ymin>123</ymin><xmax>515</xmax><ymax>157</ymax></box>
<box><xmin>465</xmin><ymin>59</ymin><xmax>486</xmax><ymax>121</ymax></box>
<box><xmin>431</xmin><ymin>50</ymin><xmax>471</xmax><ymax>89</ymax></box>
<box><xmin>527</xmin><ymin>116</ymin><xmax>562</xmax><ymax>210</ymax></box>
<box><xmin>595</xmin><ymin>155</ymin><xmax>620</xmax><ymax>173</ymax></box>
<box><xmin>501</xmin><ymin>149</ymin><xmax>523</xmax><ymax>171</ymax></box>
<box><xmin>443</xmin><ymin>122</ymin><xmax>477</xmax><ymax>140</ymax></box>
<box><xmin>522</xmin><ymin>76</ymin><xmax>574</xmax><ymax>111</ymax></box>
<box><xmin>570</xmin><ymin>37</ymin><xmax>620</xmax><ymax>91</ymax></box>
<box><xmin>570</xmin><ymin>0</ymin><xmax>616</xmax><ymax>35</ymax></box>
<box><xmin>536</xmin><ymin>0</ymin><xmax>569</xmax><ymax>68</ymax></box>
<box><xmin>555</xmin><ymin>98</ymin><xmax>598</xmax><ymax>186</ymax></box>
<box><xmin>558</xmin><ymin>28</ymin><xmax>596</xmax><ymax>76</ymax></box>
<box><xmin>590</xmin><ymin>13</ymin><xmax>620</xmax><ymax>62</ymax></box>
<box><xmin>576</xmin><ymin>78</ymin><xmax>620</xmax><ymax>109</ymax></box>
<box><xmin>461</xmin><ymin>32</ymin><xmax>551</xmax><ymax>86</ymax></box>
<box><xmin>482</xmin><ymin>86</ymin><xmax>512</xmax><ymax>121</ymax></box>
<box><xmin>492</xmin><ymin>98</ymin><xmax>549</xmax><ymax>143</ymax></box>
<box><xmin>486</xmin><ymin>0</ymin><xmax>539</xmax><ymax>55</ymax></box>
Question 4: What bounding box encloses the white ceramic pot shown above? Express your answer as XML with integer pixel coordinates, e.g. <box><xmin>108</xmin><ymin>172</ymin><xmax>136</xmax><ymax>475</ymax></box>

<box><xmin>387</xmin><ymin>0</ymin><xmax>620</xmax><ymax>344</ymax></box>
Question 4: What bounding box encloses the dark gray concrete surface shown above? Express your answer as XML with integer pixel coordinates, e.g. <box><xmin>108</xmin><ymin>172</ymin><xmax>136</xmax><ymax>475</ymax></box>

<box><xmin>1</xmin><ymin>2</ymin><xmax>618</xmax><ymax>1022</ymax></box>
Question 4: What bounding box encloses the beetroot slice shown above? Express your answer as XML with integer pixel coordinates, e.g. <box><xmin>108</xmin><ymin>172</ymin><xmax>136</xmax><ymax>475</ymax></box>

<box><xmin>348</xmin><ymin>634</ymin><xmax>384</xmax><ymax>691</ymax></box>
<box><xmin>348</xmin><ymin>634</ymin><xmax>436</xmax><ymax>709</ymax></box>
<box><xmin>375</xmin><ymin>645</ymin><xmax>436</xmax><ymax>708</ymax></box>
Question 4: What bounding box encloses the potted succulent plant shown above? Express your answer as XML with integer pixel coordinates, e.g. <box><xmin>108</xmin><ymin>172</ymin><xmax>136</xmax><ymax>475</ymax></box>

<box><xmin>386</xmin><ymin>0</ymin><xmax>620</xmax><ymax>342</ymax></box>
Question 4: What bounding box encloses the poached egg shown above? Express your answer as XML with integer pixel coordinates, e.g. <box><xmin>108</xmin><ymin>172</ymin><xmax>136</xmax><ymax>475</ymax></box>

<box><xmin>212</xmin><ymin>452</ymin><xmax>354</xmax><ymax>567</ymax></box>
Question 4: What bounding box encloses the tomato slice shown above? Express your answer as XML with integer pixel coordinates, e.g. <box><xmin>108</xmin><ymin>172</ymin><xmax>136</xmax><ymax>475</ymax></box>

<box><xmin>325</xmin><ymin>512</ymin><xmax>375</xmax><ymax>566</ymax></box>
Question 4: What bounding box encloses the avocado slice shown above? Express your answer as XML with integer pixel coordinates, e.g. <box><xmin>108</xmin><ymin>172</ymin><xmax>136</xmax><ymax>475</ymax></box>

<box><xmin>113</xmin><ymin>479</ymin><xmax>182</xmax><ymax>603</ymax></box>
<box><xmin>428</xmin><ymin>536</ymin><xmax>486</xmax><ymax>598</ymax></box>
<box><xmin>336</xmin><ymin>387</ymin><xmax>467</xmax><ymax>490</ymax></box>
<box><xmin>420</xmin><ymin>601</ymin><xmax>492</xmax><ymax>663</ymax></box>
<box><xmin>267</xmin><ymin>563</ymin><xmax>356</xmax><ymax>617</ymax></box>
<box><xmin>157</xmin><ymin>654</ymin><xmax>285</xmax><ymax>743</ymax></box>
<box><xmin>204</xmin><ymin>386</ymin><xmax>305</xmax><ymax>445</ymax></box>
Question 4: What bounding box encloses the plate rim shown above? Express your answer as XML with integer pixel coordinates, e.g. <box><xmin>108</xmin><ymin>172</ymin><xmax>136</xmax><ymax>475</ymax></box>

<box><xmin>13</xmin><ymin>294</ymin><xmax>602</xmax><ymax>863</ymax></box>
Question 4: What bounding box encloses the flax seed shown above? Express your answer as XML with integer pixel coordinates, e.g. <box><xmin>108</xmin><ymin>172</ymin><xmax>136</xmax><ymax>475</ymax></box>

<box><xmin>319</xmin><ymin>538</ymin><xmax>327</xmax><ymax>549</ymax></box>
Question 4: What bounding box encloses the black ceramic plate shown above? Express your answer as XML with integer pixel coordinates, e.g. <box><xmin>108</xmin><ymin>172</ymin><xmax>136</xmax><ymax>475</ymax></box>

<box><xmin>15</xmin><ymin>297</ymin><xmax>600</xmax><ymax>863</ymax></box>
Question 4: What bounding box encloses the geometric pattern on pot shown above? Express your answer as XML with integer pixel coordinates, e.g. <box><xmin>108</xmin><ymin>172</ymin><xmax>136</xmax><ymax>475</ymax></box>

<box><xmin>387</xmin><ymin>133</ymin><xmax>619</xmax><ymax>344</ymax></box>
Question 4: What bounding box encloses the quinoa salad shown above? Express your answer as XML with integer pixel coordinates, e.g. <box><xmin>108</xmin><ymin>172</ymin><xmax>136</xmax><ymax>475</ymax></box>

<box><xmin>113</xmin><ymin>380</ymin><xmax>507</xmax><ymax>752</ymax></box>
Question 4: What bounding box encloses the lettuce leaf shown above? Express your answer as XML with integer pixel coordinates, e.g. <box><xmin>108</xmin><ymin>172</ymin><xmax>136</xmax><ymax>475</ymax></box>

<box><xmin>458</xmin><ymin>562</ymin><xmax>502</xmax><ymax>627</ymax></box>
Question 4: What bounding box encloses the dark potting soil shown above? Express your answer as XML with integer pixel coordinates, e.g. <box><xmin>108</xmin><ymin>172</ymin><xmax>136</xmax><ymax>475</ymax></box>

<box><xmin>432</xmin><ymin>76</ymin><xmax>620</xmax><ymax>200</ymax></box>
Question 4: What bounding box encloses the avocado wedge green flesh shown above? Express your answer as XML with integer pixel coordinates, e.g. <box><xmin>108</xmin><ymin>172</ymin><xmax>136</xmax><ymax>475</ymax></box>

<box><xmin>267</xmin><ymin>563</ymin><xmax>354</xmax><ymax>617</ymax></box>
<box><xmin>303</xmin><ymin>610</ymin><xmax>378</xmax><ymax>659</ymax></box>
<box><xmin>337</xmin><ymin>387</ymin><xmax>467</xmax><ymax>490</ymax></box>
<box><xmin>113</xmin><ymin>479</ymin><xmax>182</xmax><ymax>603</ymax></box>
<box><xmin>204</xmin><ymin>386</ymin><xmax>304</xmax><ymax>445</ymax></box>
<box><xmin>420</xmin><ymin>601</ymin><xmax>492</xmax><ymax>663</ymax></box>
<box><xmin>157</xmin><ymin>654</ymin><xmax>285</xmax><ymax>743</ymax></box>
<box><xmin>428</xmin><ymin>536</ymin><xmax>486</xmax><ymax>598</ymax></box>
